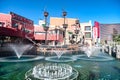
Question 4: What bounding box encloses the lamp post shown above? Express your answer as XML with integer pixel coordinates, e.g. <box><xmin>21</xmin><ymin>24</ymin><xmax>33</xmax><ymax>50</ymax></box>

<box><xmin>74</xmin><ymin>29</ymin><xmax>79</xmax><ymax>43</ymax></box>
<box><xmin>62</xmin><ymin>11</ymin><xmax>68</xmax><ymax>45</ymax></box>
<box><xmin>74</xmin><ymin>20</ymin><xmax>80</xmax><ymax>44</ymax></box>
<box><xmin>44</xmin><ymin>11</ymin><xmax>49</xmax><ymax>45</ymax></box>
<box><xmin>55</xmin><ymin>26</ymin><xmax>58</xmax><ymax>45</ymax></box>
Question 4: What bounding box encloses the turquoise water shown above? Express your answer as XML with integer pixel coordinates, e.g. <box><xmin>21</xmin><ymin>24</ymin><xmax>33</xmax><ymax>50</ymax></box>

<box><xmin>0</xmin><ymin>54</ymin><xmax>120</xmax><ymax>80</ymax></box>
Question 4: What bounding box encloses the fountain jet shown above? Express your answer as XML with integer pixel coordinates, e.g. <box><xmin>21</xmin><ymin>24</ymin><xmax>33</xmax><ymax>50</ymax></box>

<box><xmin>9</xmin><ymin>43</ymin><xmax>33</xmax><ymax>58</ymax></box>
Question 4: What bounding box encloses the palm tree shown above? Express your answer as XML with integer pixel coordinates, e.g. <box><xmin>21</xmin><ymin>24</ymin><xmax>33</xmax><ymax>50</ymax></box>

<box><xmin>113</xmin><ymin>34</ymin><xmax>120</xmax><ymax>42</ymax></box>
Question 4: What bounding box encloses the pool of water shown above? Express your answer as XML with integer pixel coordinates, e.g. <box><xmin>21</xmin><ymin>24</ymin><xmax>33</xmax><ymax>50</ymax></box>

<box><xmin>0</xmin><ymin>55</ymin><xmax>44</xmax><ymax>62</ymax></box>
<box><xmin>45</xmin><ymin>56</ymin><xmax>77</xmax><ymax>62</ymax></box>
<box><xmin>0</xmin><ymin>53</ymin><xmax>120</xmax><ymax>80</ymax></box>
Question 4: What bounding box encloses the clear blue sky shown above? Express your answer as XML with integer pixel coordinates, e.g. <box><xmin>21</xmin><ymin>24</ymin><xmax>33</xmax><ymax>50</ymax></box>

<box><xmin>0</xmin><ymin>0</ymin><xmax>120</xmax><ymax>24</ymax></box>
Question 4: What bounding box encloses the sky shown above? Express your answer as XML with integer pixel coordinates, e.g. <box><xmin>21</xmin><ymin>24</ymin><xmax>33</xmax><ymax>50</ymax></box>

<box><xmin>0</xmin><ymin>0</ymin><xmax>120</xmax><ymax>25</ymax></box>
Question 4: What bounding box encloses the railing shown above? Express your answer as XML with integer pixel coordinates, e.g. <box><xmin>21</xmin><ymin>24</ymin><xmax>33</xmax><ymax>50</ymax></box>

<box><xmin>107</xmin><ymin>41</ymin><xmax>120</xmax><ymax>46</ymax></box>
<box><xmin>25</xmin><ymin>35</ymin><xmax>36</xmax><ymax>45</ymax></box>
<box><xmin>36</xmin><ymin>44</ymin><xmax>80</xmax><ymax>53</ymax></box>
<box><xmin>25</xmin><ymin>35</ymin><xmax>81</xmax><ymax>53</ymax></box>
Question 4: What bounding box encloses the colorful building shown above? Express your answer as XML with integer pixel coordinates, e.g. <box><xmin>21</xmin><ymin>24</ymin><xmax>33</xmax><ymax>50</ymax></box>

<box><xmin>80</xmin><ymin>20</ymin><xmax>93</xmax><ymax>46</ymax></box>
<box><xmin>50</xmin><ymin>17</ymin><xmax>81</xmax><ymax>45</ymax></box>
<box><xmin>0</xmin><ymin>12</ymin><xmax>34</xmax><ymax>43</ymax></box>
<box><xmin>100</xmin><ymin>23</ymin><xmax>120</xmax><ymax>43</ymax></box>
<box><xmin>0</xmin><ymin>12</ymin><xmax>64</xmax><ymax>45</ymax></box>
<box><xmin>0</xmin><ymin>12</ymin><xmax>93</xmax><ymax>46</ymax></box>
<box><xmin>50</xmin><ymin>17</ymin><xmax>93</xmax><ymax>46</ymax></box>
<box><xmin>34</xmin><ymin>21</ymin><xmax>64</xmax><ymax>45</ymax></box>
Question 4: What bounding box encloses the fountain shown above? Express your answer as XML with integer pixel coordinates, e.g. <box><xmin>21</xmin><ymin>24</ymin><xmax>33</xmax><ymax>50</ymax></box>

<box><xmin>25</xmin><ymin>63</ymin><xmax>78</xmax><ymax>80</ymax></box>
<box><xmin>73</xmin><ymin>46</ymin><xmax>115</xmax><ymax>61</ymax></box>
<box><xmin>45</xmin><ymin>49</ymin><xmax>77</xmax><ymax>62</ymax></box>
<box><xmin>0</xmin><ymin>43</ymin><xmax>44</xmax><ymax>62</ymax></box>
<box><xmin>82</xmin><ymin>46</ymin><xmax>93</xmax><ymax>57</ymax></box>
<box><xmin>45</xmin><ymin>56</ymin><xmax>77</xmax><ymax>62</ymax></box>
<box><xmin>52</xmin><ymin>49</ymin><xmax>67</xmax><ymax>58</ymax></box>
<box><xmin>0</xmin><ymin>55</ymin><xmax>44</xmax><ymax>62</ymax></box>
<box><xmin>0</xmin><ymin>42</ymin><xmax>119</xmax><ymax>79</ymax></box>
<box><xmin>0</xmin><ymin>36</ymin><xmax>45</xmax><ymax>62</ymax></box>
<box><xmin>9</xmin><ymin>43</ymin><xmax>33</xmax><ymax>58</ymax></box>
<box><xmin>44</xmin><ymin>45</ymin><xmax>114</xmax><ymax>62</ymax></box>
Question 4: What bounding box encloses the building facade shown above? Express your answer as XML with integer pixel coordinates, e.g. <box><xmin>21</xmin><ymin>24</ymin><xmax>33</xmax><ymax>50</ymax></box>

<box><xmin>80</xmin><ymin>20</ymin><xmax>93</xmax><ymax>47</ymax></box>
<box><xmin>0</xmin><ymin>12</ymin><xmax>93</xmax><ymax>46</ymax></box>
<box><xmin>100</xmin><ymin>24</ymin><xmax>120</xmax><ymax>43</ymax></box>
<box><xmin>0</xmin><ymin>12</ymin><xmax>64</xmax><ymax>45</ymax></box>
<box><xmin>0</xmin><ymin>12</ymin><xmax>34</xmax><ymax>41</ymax></box>
<box><xmin>50</xmin><ymin>17</ymin><xmax>93</xmax><ymax>46</ymax></box>
<box><xmin>50</xmin><ymin>17</ymin><xmax>81</xmax><ymax>45</ymax></box>
<box><xmin>34</xmin><ymin>21</ymin><xmax>64</xmax><ymax>45</ymax></box>
<box><xmin>0</xmin><ymin>12</ymin><xmax>34</xmax><ymax>42</ymax></box>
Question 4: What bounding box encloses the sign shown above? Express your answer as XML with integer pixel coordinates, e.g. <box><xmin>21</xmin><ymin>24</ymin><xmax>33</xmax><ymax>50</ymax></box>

<box><xmin>10</xmin><ymin>12</ymin><xmax>33</xmax><ymax>25</ymax></box>
<box><xmin>94</xmin><ymin>21</ymin><xmax>100</xmax><ymax>38</ymax></box>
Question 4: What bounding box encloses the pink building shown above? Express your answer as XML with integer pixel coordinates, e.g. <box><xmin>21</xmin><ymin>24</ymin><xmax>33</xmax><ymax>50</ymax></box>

<box><xmin>34</xmin><ymin>24</ymin><xmax>63</xmax><ymax>45</ymax></box>
<box><xmin>0</xmin><ymin>12</ymin><xmax>64</xmax><ymax>45</ymax></box>
<box><xmin>0</xmin><ymin>12</ymin><xmax>34</xmax><ymax>39</ymax></box>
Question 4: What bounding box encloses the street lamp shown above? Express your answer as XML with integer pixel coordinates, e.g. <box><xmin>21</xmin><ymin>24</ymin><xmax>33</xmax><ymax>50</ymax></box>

<box><xmin>62</xmin><ymin>11</ymin><xmax>68</xmax><ymax>45</ymax></box>
<box><xmin>74</xmin><ymin>29</ymin><xmax>79</xmax><ymax>43</ymax></box>
<box><xmin>55</xmin><ymin>26</ymin><xmax>59</xmax><ymax>45</ymax></box>
<box><xmin>44</xmin><ymin>11</ymin><xmax>49</xmax><ymax>45</ymax></box>
<box><xmin>74</xmin><ymin>20</ymin><xmax>80</xmax><ymax>43</ymax></box>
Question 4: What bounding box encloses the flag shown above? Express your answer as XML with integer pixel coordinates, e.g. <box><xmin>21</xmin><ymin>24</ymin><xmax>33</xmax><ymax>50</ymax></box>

<box><xmin>94</xmin><ymin>21</ymin><xmax>100</xmax><ymax>38</ymax></box>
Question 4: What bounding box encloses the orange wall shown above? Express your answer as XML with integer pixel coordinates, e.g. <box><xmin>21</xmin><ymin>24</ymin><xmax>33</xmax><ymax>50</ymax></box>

<box><xmin>50</xmin><ymin>17</ymin><xmax>77</xmax><ymax>30</ymax></box>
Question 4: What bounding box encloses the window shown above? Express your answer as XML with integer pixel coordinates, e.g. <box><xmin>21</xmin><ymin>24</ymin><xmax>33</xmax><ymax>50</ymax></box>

<box><xmin>85</xmin><ymin>26</ymin><xmax>91</xmax><ymax>31</ymax></box>
<box><xmin>113</xmin><ymin>28</ymin><xmax>118</xmax><ymax>34</ymax></box>
<box><xmin>34</xmin><ymin>32</ymin><xmax>45</xmax><ymax>35</ymax></box>
<box><xmin>0</xmin><ymin>22</ymin><xmax>5</xmax><ymax>27</ymax></box>
<box><xmin>25</xmin><ymin>29</ymin><xmax>30</xmax><ymax>33</ymax></box>
<box><xmin>59</xmin><ymin>30</ymin><xmax>63</xmax><ymax>34</ymax></box>
<box><xmin>85</xmin><ymin>32</ymin><xmax>91</xmax><ymax>38</ymax></box>
<box><xmin>0</xmin><ymin>22</ymin><xmax>3</xmax><ymax>27</ymax></box>
<box><xmin>12</xmin><ymin>22</ymin><xmax>18</xmax><ymax>28</ymax></box>
<box><xmin>21</xmin><ymin>27</ymin><xmax>25</xmax><ymax>31</ymax></box>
